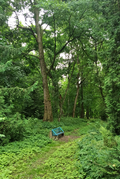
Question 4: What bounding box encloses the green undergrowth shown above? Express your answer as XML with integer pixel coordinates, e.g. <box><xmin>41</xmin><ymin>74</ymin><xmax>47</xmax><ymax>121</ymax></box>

<box><xmin>0</xmin><ymin>136</ymin><xmax>53</xmax><ymax>179</ymax></box>
<box><xmin>0</xmin><ymin>117</ymin><xmax>106</xmax><ymax>178</ymax></box>
<box><xmin>76</xmin><ymin>130</ymin><xmax>120</xmax><ymax>179</ymax></box>
<box><xmin>11</xmin><ymin>139</ymin><xmax>81</xmax><ymax>179</ymax></box>
<box><xmin>0</xmin><ymin>117</ymin><xmax>84</xmax><ymax>178</ymax></box>
<box><xmin>7</xmin><ymin>141</ymin><xmax>64</xmax><ymax>179</ymax></box>
<box><xmin>40</xmin><ymin>139</ymin><xmax>81</xmax><ymax>179</ymax></box>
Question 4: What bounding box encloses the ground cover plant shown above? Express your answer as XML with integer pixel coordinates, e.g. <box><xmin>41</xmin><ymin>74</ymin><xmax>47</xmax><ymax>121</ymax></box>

<box><xmin>0</xmin><ymin>117</ymin><xmax>110</xmax><ymax>179</ymax></box>
<box><xmin>39</xmin><ymin>140</ymin><xmax>80</xmax><ymax>179</ymax></box>
<box><xmin>0</xmin><ymin>117</ymin><xmax>88</xmax><ymax>178</ymax></box>
<box><xmin>76</xmin><ymin>128</ymin><xmax>120</xmax><ymax>179</ymax></box>
<box><xmin>0</xmin><ymin>117</ymin><xmax>120</xmax><ymax>179</ymax></box>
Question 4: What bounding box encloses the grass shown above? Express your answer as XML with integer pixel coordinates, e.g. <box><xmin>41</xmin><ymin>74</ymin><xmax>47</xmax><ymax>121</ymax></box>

<box><xmin>10</xmin><ymin>139</ymin><xmax>81</xmax><ymax>179</ymax></box>
<box><xmin>10</xmin><ymin>142</ymin><xmax>62</xmax><ymax>178</ymax></box>
<box><xmin>0</xmin><ymin>117</ymin><xmax>106</xmax><ymax>179</ymax></box>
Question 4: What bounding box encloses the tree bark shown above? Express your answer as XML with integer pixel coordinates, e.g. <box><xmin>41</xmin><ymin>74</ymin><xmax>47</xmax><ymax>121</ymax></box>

<box><xmin>34</xmin><ymin>8</ymin><xmax>53</xmax><ymax>121</ymax></box>
<box><xmin>72</xmin><ymin>55</ymin><xmax>80</xmax><ymax>118</ymax></box>
<box><xmin>86</xmin><ymin>106</ymin><xmax>89</xmax><ymax>119</ymax></box>
<box><xmin>80</xmin><ymin>73</ymin><xmax>84</xmax><ymax>118</ymax></box>
<box><xmin>94</xmin><ymin>43</ymin><xmax>106</xmax><ymax>105</ymax></box>
<box><xmin>73</xmin><ymin>77</ymin><xmax>80</xmax><ymax>118</ymax></box>
<box><xmin>72</xmin><ymin>55</ymin><xmax>80</xmax><ymax>117</ymax></box>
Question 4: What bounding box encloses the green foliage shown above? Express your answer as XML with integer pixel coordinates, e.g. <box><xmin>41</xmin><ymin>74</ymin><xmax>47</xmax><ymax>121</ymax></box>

<box><xmin>0</xmin><ymin>119</ymin><xmax>53</xmax><ymax>178</ymax></box>
<box><xmin>95</xmin><ymin>0</ymin><xmax>120</xmax><ymax>134</ymax></box>
<box><xmin>0</xmin><ymin>134</ymin><xmax>5</xmax><ymax>138</ymax></box>
<box><xmin>0</xmin><ymin>114</ymin><xmax>26</xmax><ymax>145</ymax></box>
<box><xmin>100</xmin><ymin>126</ymin><xmax>118</xmax><ymax>148</ymax></box>
<box><xmin>41</xmin><ymin>140</ymin><xmax>81</xmax><ymax>179</ymax></box>
<box><xmin>76</xmin><ymin>129</ymin><xmax>120</xmax><ymax>179</ymax></box>
<box><xmin>0</xmin><ymin>117</ymin><xmax>86</xmax><ymax>178</ymax></box>
<box><xmin>0</xmin><ymin>93</ymin><xmax>26</xmax><ymax>145</ymax></box>
<box><xmin>0</xmin><ymin>117</ymin><xmax>119</xmax><ymax>179</ymax></box>
<box><xmin>1</xmin><ymin>0</ymin><xmax>120</xmax><ymax>175</ymax></box>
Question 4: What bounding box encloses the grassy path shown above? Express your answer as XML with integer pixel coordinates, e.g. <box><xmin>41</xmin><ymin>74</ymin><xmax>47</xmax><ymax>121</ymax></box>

<box><xmin>10</xmin><ymin>137</ymin><xmax>81</xmax><ymax>179</ymax></box>
<box><xmin>2</xmin><ymin>119</ymin><xmax>104</xmax><ymax>179</ymax></box>
<box><xmin>9</xmin><ymin>120</ymin><xmax>100</xmax><ymax>179</ymax></box>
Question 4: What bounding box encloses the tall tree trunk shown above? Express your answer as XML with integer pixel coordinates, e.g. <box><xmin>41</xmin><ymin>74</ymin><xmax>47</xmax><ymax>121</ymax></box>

<box><xmin>72</xmin><ymin>55</ymin><xmax>81</xmax><ymax>118</ymax></box>
<box><xmin>68</xmin><ymin>90</ymin><xmax>70</xmax><ymax>117</ymax></box>
<box><xmin>80</xmin><ymin>73</ymin><xmax>84</xmax><ymax>118</ymax></box>
<box><xmin>73</xmin><ymin>76</ymin><xmax>86</xmax><ymax>118</ymax></box>
<box><xmin>86</xmin><ymin>106</ymin><xmax>89</xmax><ymax>119</ymax></box>
<box><xmin>73</xmin><ymin>78</ymin><xmax>80</xmax><ymax>118</ymax></box>
<box><xmin>53</xmin><ymin>80</ymin><xmax>59</xmax><ymax>115</ymax></box>
<box><xmin>72</xmin><ymin>55</ymin><xmax>80</xmax><ymax>117</ymax></box>
<box><xmin>34</xmin><ymin>8</ymin><xmax>53</xmax><ymax>121</ymax></box>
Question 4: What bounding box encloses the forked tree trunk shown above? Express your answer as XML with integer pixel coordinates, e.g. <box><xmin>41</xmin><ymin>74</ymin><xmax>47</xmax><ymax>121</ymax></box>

<box><xmin>35</xmin><ymin>8</ymin><xmax>53</xmax><ymax>121</ymax></box>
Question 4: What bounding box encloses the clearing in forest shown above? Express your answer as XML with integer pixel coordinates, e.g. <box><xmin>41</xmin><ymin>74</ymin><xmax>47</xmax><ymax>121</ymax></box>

<box><xmin>11</xmin><ymin>136</ymin><xmax>81</xmax><ymax>179</ymax></box>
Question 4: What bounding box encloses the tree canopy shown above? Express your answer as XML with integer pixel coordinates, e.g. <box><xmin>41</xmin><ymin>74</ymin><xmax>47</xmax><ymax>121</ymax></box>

<box><xmin>0</xmin><ymin>0</ymin><xmax>120</xmax><ymax>134</ymax></box>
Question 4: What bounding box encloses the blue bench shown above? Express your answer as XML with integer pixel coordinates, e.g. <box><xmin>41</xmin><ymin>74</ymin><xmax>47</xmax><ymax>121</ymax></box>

<box><xmin>52</xmin><ymin>127</ymin><xmax>64</xmax><ymax>139</ymax></box>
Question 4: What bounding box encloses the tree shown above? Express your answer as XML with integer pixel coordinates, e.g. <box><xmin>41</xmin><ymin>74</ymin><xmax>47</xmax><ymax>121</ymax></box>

<box><xmin>2</xmin><ymin>0</ymin><xmax>90</xmax><ymax>121</ymax></box>
<box><xmin>93</xmin><ymin>0</ymin><xmax>120</xmax><ymax>134</ymax></box>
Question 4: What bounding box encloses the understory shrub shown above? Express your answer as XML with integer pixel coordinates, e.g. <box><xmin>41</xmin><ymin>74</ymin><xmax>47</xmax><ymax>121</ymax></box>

<box><xmin>100</xmin><ymin>126</ymin><xmax>118</xmax><ymax>148</ymax></box>
<box><xmin>76</xmin><ymin>129</ymin><xmax>120</xmax><ymax>179</ymax></box>
<box><xmin>0</xmin><ymin>93</ymin><xmax>27</xmax><ymax>145</ymax></box>
<box><xmin>0</xmin><ymin>114</ymin><xmax>26</xmax><ymax>145</ymax></box>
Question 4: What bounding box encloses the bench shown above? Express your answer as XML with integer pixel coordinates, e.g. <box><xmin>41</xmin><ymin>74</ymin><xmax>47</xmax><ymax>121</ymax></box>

<box><xmin>49</xmin><ymin>127</ymin><xmax>64</xmax><ymax>140</ymax></box>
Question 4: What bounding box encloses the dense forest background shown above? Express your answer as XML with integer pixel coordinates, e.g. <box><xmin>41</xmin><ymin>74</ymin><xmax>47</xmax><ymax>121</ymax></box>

<box><xmin>0</xmin><ymin>0</ymin><xmax>120</xmax><ymax>136</ymax></box>
<box><xmin>1</xmin><ymin>0</ymin><xmax>120</xmax><ymax>131</ymax></box>
<box><xmin>0</xmin><ymin>0</ymin><xmax>120</xmax><ymax>178</ymax></box>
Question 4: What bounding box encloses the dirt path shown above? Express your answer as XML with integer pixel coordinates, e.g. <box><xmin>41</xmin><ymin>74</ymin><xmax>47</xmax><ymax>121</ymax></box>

<box><xmin>58</xmin><ymin>135</ymin><xmax>80</xmax><ymax>142</ymax></box>
<box><xmin>31</xmin><ymin>135</ymin><xmax>80</xmax><ymax>168</ymax></box>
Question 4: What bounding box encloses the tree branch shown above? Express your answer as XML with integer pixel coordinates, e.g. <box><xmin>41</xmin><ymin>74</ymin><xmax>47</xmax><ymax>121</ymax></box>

<box><xmin>17</xmin><ymin>25</ymin><xmax>38</xmax><ymax>43</ymax></box>
<box><xmin>15</xmin><ymin>11</ymin><xmax>38</xmax><ymax>43</ymax></box>
<box><xmin>22</xmin><ymin>52</ymin><xmax>39</xmax><ymax>59</ymax></box>
<box><xmin>47</xmin><ymin>7</ymin><xmax>86</xmax><ymax>75</ymax></box>
<box><xmin>79</xmin><ymin>39</ymin><xmax>94</xmax><ymax>61</ymax></box>
<box><xmin>29</xmin><ymin>0</ymin><xmax>33</xmax><ymax>6</ymax></box>
<box><xmin>28</xmin><ymin>25</ymin><xmax>38</xmax><ymax>43</ymax></box>
<box><xmin>56</xmin><ymin>35</ymin><xmax>81</xmax><ymax>56</ymax></box>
